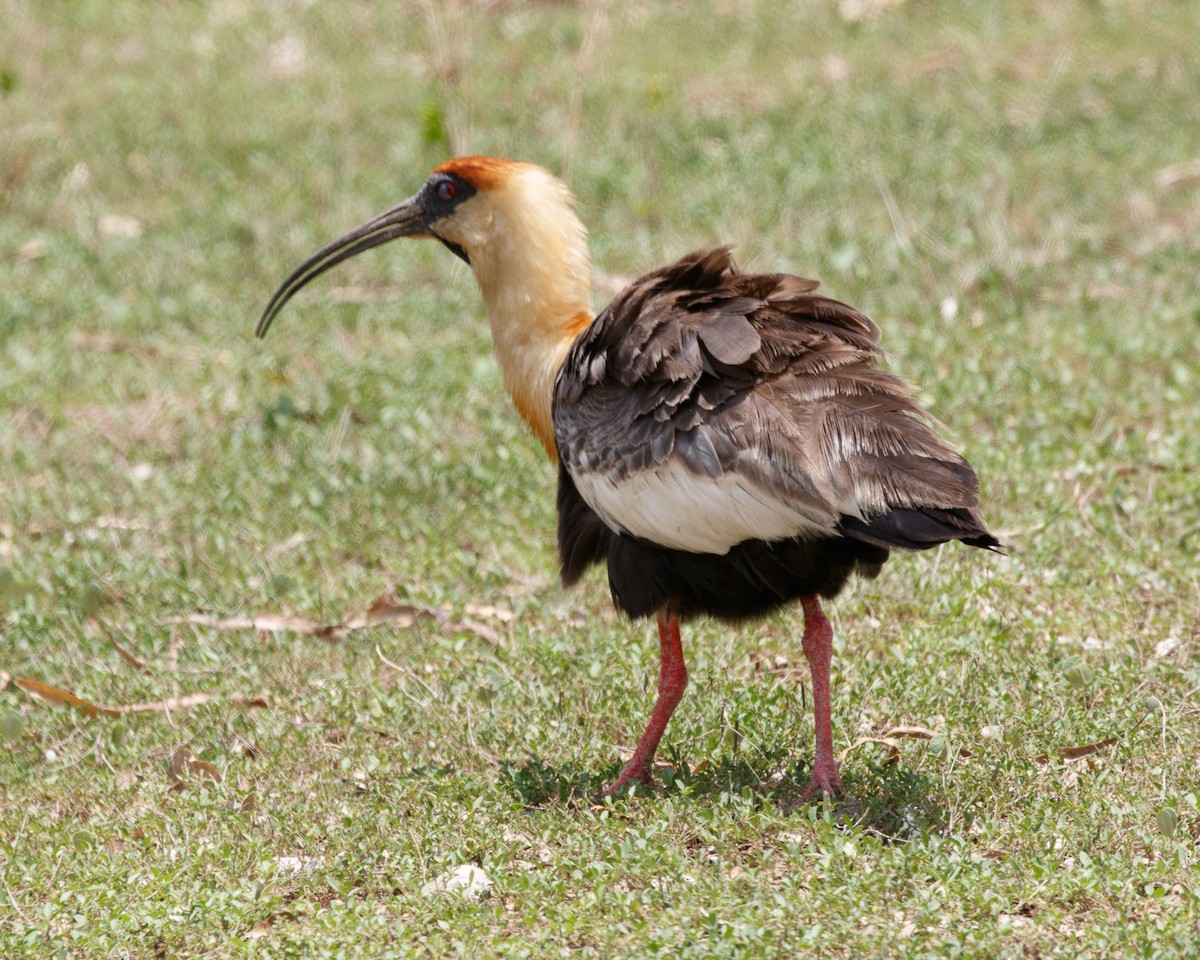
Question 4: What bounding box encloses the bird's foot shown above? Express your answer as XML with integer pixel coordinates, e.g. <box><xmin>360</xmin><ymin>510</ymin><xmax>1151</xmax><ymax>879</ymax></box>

<box><xmin>602</xmin><ymin>758</ymin><xmax>655</xmax><ymax>796</ymax></box>
<box><xmin>798</xmin><ymin>760</ymin><xmax>843</xmax><ymax>803</ymax></box>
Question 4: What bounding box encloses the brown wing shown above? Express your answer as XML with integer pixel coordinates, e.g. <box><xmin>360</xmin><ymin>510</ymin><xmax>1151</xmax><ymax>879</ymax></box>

<box><xmin>553</xmin><ymin>247</ymin><xmax>998</xmax><ymax>559</ymax></box>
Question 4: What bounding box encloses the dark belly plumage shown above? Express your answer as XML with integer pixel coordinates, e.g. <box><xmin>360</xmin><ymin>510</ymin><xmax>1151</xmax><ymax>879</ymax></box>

<box><xmin>556</xmin><ymin>461</ymin><xmax>1000</xmax><ymax>621</ymax></box>
<box><xmin>557</xmin><ymin>462</ymin><xmax>889</xmax><ymax>622</ymax></box>
<box><xmin>604</xmin><ymin>533</ymin><xmax>888</xmax><ymax>621</ymax></box>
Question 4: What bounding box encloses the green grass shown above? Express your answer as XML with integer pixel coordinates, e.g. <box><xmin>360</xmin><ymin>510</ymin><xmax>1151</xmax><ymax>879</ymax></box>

<box><xmin>3</xmin><ymin>0</ymin><xmax>1199</xmax><ymax>956</ymax></box>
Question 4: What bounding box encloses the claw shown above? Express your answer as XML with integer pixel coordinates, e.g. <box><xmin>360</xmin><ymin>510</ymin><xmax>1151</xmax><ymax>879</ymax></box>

<box><xmin>602</xmin><ymin>760</ymin><xmax>655</xmax><ymax>796</ymax></box>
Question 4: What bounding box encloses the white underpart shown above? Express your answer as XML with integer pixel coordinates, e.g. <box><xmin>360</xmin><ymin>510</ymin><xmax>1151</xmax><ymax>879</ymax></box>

<box><xmin>573</xmin><ymin>459</ymin><xmax>841</xmax><ymax>555</ymax></box>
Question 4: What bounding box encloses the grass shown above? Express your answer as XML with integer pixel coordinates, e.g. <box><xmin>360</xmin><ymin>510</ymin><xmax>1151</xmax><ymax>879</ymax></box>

<box><xmin>2</xmin><ymin>0</ymin><xmax>1199</xmax><ymax>956</ymax></box>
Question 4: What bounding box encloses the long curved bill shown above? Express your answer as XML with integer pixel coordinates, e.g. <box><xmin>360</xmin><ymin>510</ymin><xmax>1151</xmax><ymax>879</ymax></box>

<box><xmin>256</xmin><ymin>195</ymin><xmax>428</xmax><ymax>339</ymax></box>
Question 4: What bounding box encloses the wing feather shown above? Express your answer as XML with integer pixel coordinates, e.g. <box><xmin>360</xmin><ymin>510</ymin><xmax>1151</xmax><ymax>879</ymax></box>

<box><xmin>553</xmin><ymin>247</ymin><xmax>996</xmax><ymax>556</ymax></box>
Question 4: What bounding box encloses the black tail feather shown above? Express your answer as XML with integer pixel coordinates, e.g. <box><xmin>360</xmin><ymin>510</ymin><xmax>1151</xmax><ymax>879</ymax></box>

<box><xmin>839</xmin><ymin>508</ymin><xmax>1002</xmax><ymax>553</ymax></box>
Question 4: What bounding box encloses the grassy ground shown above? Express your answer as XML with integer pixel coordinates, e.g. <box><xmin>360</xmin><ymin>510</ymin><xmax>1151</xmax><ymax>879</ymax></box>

<box><xmin>3</xmin><ymin>0</ymin><xmax>1199</xmax><ymax>956</ymax></box>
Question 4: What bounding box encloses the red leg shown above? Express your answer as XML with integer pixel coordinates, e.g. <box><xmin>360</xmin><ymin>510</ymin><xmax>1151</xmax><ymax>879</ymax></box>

<box><xmin>603</xmin><ymin>609</ymin><xmax>689</xmax><ymax>795</ymax></box>
<box><xmin>799</xmin><ymin>595</ymin><xmax>843</xmax><ymax>801</ymax></box>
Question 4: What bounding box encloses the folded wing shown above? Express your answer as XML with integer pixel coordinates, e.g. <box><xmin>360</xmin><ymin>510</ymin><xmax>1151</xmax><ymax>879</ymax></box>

<box><xmin>554</xmin><ymin>247</ymin><xmax>998</xmax><ymax>562</ymax></box>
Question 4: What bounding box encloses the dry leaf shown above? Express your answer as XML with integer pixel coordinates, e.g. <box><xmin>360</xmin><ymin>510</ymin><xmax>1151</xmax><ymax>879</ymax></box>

<box><xmin>839</xmin><ymin>736</ymin><xmax>902</xmax><ymax>765</ymax></box>
<box><xmin>244</xmin><ymin>911</ymin><xmax>297</xmax><ymax>939</ymax></box>
<box><xmin>231</xmin><ymin>694</ymin><xmax>271</xmax><ymax>709</ymax></box>
<box><xmin>246</xmin><ymin>922</ymin><xmax>272</xmax><ymax>940</ymax></box>
<box><xmin>455</xmin><ymin>616</ymin><xmax>500</xmax><ymax>645</ymax></box>
<box><xmin>93</xmin><ymin>514</ymin><xmax>152</xmax><ymax>531</ymax></box>
<box><xmin>168</xmin><ymin>747</ymin><xmax>222</xmax><ymax>791</ymax></box>
<box><xmin>343</xmin><ymin>593</ymin><xmax>438</xmax><ymax>631</ymax></box>
<box><xmin>1153</xmin><ymin>636</ymin><xmax>1184</xmax><ymax>660</ymax></box>
<box><xmin>17</xmin><ymin>683</ymin><xmax>262</xmax><ymax>718</ymax></box>
<box><xmin>115</xmin><ymin>693</ymin><xmax>265</xmax><ymax>714</ymax></box>
<box><xmin>421</xmin><ymin>864</ymin><xmax>493</xmax><ymax>899</ymax></box>
<box><xmin>166</xmin><ymin>631</ymin><xmax>186</xmax><ymax>672</ymax></box>
<box><xmin>272</xmin><ymin>855</ymin><xmax>324</xmax><ymax>874</ymax></box>
<box><xmin>171</xmin><ymin>612</ymin><xmax>333</xmax><ymax>636</ymax></box>
<box><xmin>114</xmin><ymin>693</ymin><xmax>213</xmax><ymax>714</ymax></box>
<box><xmin>1157</xmin><ymin>158</ymin><xmax>1200</xmax><ymax>190</ymax></box>
<box><xmin>15</xmin><ymin>678</ymin><xmax>243</xmax><ymax>718</ymax></box>
<box><xmin>840</xmin><ymin>725</ymin><xmax>973</xmax><ymax>763</ymax></box>
<box><xmin>1059</xmin><ymin>737</ymin><xmax>1118</xmax><ymax>761</ymax></box>
<box><xmin>15</xmin><ymin>678</ymin><xmax>120</xmax><ymax>717</ymax></box>
<box><xmin>1034</xmin><ymin>736</ymin><xmax>1118</xmax><ymax>765</ymax></box>
<box><xmin>464</xmin><ymin>603</ymin><xmax>515</xmax><ymax>624</ymax></box>
<box><xmin>348</xmin><ymin>593</ymin><xmax>501</xmax><ymax>643</ymax></box>
<box><xmin>16</xmin><ymin>238</ymin><xmax>46</xmax><ymax>262</ymax></box>
<box><xmin>839</xmin><ymin>0</ymin><xmax>904</xmax><ymax>23</ymax></box>
<box><xmin>174</xmin><ymin>592</ymin><xmax>501</xmax><ymax>646</ymax></box>
<box><xmin>882</xmin><ymin>725</ymin><xmax>937</xmax><ymax>740</ymax></box>
<box><xmin>98</xmin><ymin>213</ymin><xmax>143</xmax><ymax>239</ymax></box>
<box><xmin>267</xmin><ymin>531</ymin><xmax>309</xmax><ymax>558</ymax></box>
<box><xmin>69</xmin><ymin>331</ymin><xmax>158</xmax><ymax>359</ymax></box>
<box><xmin>111</xmin><ymin>637</ymin><xmax>147</xmax><ymax>672</ymax></box>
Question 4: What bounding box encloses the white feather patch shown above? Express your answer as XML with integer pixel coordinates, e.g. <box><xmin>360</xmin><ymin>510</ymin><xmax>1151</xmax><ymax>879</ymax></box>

<box><xmin>573</xmin><ymin>460</ymin><xmax>840</xmax><ymax>555</ymax></box>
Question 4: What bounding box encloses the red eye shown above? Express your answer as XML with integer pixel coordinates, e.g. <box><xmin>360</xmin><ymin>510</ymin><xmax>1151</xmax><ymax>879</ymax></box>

<box><xmin>436</xmin><ymin>179</ymin><xmax>456</xmax><ymax>202</ymax></box>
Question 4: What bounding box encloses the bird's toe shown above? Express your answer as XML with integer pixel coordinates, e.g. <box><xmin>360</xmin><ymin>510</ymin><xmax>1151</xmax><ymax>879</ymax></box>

<box><xmin>798</xmin><ymin>763</ymin><xmax>843</xmax><ymax>803</ymax></box>
<box><xmin>602</xmin><ymin>759</ymin><xmax>656</xmax><ymax>796</ymax></box>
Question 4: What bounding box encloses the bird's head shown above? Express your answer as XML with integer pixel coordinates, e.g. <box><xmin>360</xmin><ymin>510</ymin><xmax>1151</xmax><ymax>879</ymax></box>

<box><xmin>256</xmin><ymin>157</ymin><xmax>590</xmax><ymax>339</ymax></box>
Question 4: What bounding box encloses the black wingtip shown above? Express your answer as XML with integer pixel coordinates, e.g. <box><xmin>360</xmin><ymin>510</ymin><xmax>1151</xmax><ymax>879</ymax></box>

<box><xmin>839</xmin><ymin>509</ymin><xmax>1005</xmax><ymax>554</ymax></box>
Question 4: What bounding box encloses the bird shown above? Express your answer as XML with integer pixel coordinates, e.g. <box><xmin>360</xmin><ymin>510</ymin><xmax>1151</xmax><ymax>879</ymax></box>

<box><xmin>257</xmin><ymin>156</ymin><xmax>1000</xmax><ymax>800</ymax></box>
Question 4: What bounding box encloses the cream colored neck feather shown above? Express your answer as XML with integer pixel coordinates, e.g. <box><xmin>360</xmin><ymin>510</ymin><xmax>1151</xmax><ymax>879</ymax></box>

<box><xmin>439</xmin><ymin>165</ymin><xmax>593</xmax><ymax>460</ymax></box>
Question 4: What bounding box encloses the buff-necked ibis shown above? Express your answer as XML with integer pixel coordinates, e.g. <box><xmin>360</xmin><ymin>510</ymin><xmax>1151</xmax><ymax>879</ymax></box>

<box><xmin>257</xmin><ymin>157</ymin><xmax>1000</xmax><ymax>800</ymax></box>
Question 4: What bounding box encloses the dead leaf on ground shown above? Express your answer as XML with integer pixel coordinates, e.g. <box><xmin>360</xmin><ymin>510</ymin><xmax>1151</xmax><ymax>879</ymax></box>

<box><xmin>111</xmin><ymin>637</ymin><xmax>147</xmax><ymax>671</ymax></box>
<box><xmin>168</xmin><ymin>747</ymin><xmax>222</xmax><ymax>791</ymax></box>
<box><xmin>173</xmin><ymin>592</ymin><xmax>501</xmax><ymax>646</ymax></box>
<box><xmin>16</xmin><ymin>238</ymin><xmax>46</xmax><ymax>262</ymax></box>
<box><xmin>1156</xmin><ymin>158</ymin><xmax>1200</xmax><ymax>190</ymax></box>
<box><xmin>69</xmin><ymin>330</ymin><xmax>157</xmax><ymax>360</ymax></box>
<box><xmin>98</xmin><ymin>213</ymin><xmax>143</xmax><ymax>239</ymax></box>
<box><xmin>245</xmin><ymin>911</ymin><xmax>298</xmax><ymax>939</ymax></box>
<box><xmin>421</xmin><ymin>864</ymin><xmax>493</xmax><ymax>898</ymax></box>
<box><xmin>840</xmin><ymin>726</ymin><xmax>972</xmax><ymax>763</ymax></box>
<box><xmin>1153</xmin><ymin>636</ymin><xmax>1184</xmax><ymax>659</ymax></box>
<box><xmin>345</xmin><ymin>592</ymin><xmax>501</xmax><ymax>643</ymax></box>
<box><xmin>1033</xmin><ymin>736</ymin><xmax>1119</xmax><ymax>764</ymax></box>
<box><xmin>272</xmin><ymin>855</ymin><xmax>324</xmax><ymax>874</ymax></box>
<box><xmin>883</xmin><ymin>725</ymin><xmax>937</xmax><ymax>740</ymax></box>
<box><xmin>465</xmin><ymin>603</ymin><xmax>515</xmax><ymax>624</ymax></box>
<box><xmin>839</xmin><ymin>0</ymin><xmax>904</xmax><ymax>23</ymax></box>
<box><xmin>1059</xmin><ymin>737</ymin><xmax>1119</xmax><ymax>761</ymax></box>
<box><xmin>93</xmin><ymin>515</ymin><xmax>153</xmax><ymax>532</ymax></box>
<box><xmin>115</xmin><ymin>693</ymin><xmax>213</xmax><ymax>714</ymax></box>
<box><xmin>165</xmin><ymin>630</ymin><xmax>186</xmax><ymax>672</ymax></box>
<box><xmin>839</xmin><ymin>737</ymin><xmax>902</xmax><ymax>765</ymax></box>
<box><xmin>991</xmin><ymin>521</ymin><xmax>1046</xmax><ymax>541</ymax></box>
<box><xmin>15</xmin><ymin>678</ymin><xmax>121</xmax><ymax>717</ymax></box>
<box><xmin>115</xmin><ymin>693</ymin><xmax>268</xmax><ymax>714</ymax></box>
<box><xmin>267</xmin><ymin>531</ymin><xmax>310</xmax><ymax>558</ymax></box>
<box><xmin>15</xmin><ymin>680</ymin><xmax>268</xmax><ymax>718</ymax></box>
<box><xmin>171</xmin><ymin>612</ymin><xmax>334</xmax><ymax>636</ymax></box>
